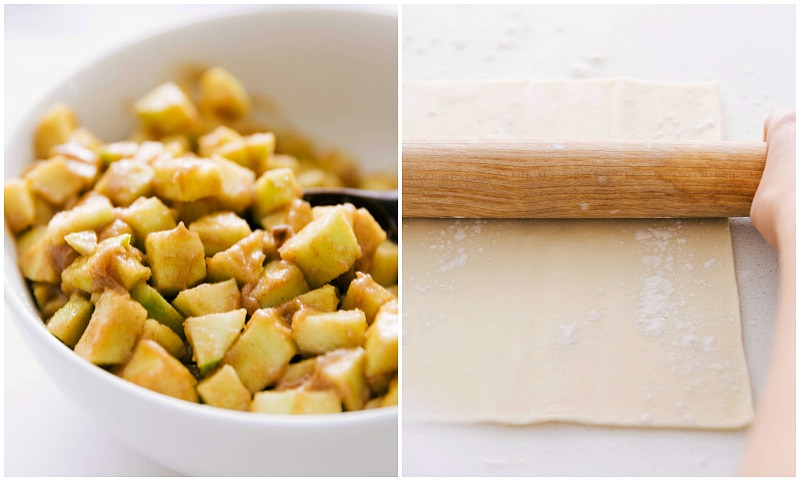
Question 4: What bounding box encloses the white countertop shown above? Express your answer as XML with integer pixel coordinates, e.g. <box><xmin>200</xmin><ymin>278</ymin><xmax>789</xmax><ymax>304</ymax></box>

<box><xmin>401</xmin><ymin>4</ymin><xmax>793</xmax><ymax>476</ymax></box>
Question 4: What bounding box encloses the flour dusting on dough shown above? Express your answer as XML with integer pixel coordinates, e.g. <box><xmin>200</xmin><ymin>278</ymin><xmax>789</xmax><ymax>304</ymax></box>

<box><xmin>634</xmin><ymin>222</ymin><xmax>686</xmax><ymax>338</ymax></box>
<box><xmin>637</xmin><ymin>274</ymin><xmax>676</xmax><ymax>337</ymax></box>
<box><xmin>426</xmin><ymin>220</ymin><xmax>487</xmax><ymax>276</ymax></box>
<box><xmin>631</xmin><ymin>219</ymin><xmax>748</xmax><ymax>410</ymax></box>
<box><xmin>556</xmin><ymin>322</ymin><xmax>578</xmax><ymax>347</ymax></box>
<box><xmin>438</xmin><ymin>248</ymin><xmax>468</xmax><ymax>272</ymax></box>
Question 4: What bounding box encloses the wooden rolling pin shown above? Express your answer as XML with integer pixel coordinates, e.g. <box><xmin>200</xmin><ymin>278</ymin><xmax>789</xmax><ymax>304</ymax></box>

<box><xmin>402</xmin><ymin>138</ymin><xmax>766</xmax><ymax>218</ymax></box>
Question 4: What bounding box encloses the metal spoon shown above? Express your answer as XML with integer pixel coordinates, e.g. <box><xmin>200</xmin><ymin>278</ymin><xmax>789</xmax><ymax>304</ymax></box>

<box><xmin>303</xmin><ymin>188</ymin><xmax>398</xmax><ymax>243</ymax></box>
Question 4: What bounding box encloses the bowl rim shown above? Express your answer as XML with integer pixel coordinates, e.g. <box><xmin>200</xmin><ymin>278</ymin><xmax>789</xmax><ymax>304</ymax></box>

<box><xmin>5</xmin><ymin>4</ymin><xmax>399</xmax><ymax>426</ymax></box>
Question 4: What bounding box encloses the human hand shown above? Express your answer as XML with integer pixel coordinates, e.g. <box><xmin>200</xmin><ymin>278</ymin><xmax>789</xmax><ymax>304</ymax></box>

<box><xmin>740</xmin><ymin>109</ymin><xmax>796</xmax><ymax>477</ymax></box>
<box><xmin>750</xmin><ymin>109</ymin><xmax>796</xmax><ymax>250</ymax></box>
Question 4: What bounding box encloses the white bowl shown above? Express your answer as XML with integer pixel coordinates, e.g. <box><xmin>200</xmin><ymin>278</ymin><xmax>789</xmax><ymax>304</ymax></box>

<box><xmin>4</xmin><ymin>6</ymin><xmax>397</xmax><ymax>476</ymax></box>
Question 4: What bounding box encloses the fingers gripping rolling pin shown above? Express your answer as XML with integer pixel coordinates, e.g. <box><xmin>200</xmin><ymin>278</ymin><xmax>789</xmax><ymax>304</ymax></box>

<box><xmin>402</xmin><ymin>138</ymin><xmax>767</xmax><ymax>218</ymax></box>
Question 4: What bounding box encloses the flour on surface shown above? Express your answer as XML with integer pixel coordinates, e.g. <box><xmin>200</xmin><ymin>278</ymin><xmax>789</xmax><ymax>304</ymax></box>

<box><xmin>556</xmin><ymin>323</ymin><xmax>578</xmax><ymax>347</ymax></box>
<box><xmin>420</xmin><ymin>220</ymin><xmax>488</xmax><ymax>278</ymax></box>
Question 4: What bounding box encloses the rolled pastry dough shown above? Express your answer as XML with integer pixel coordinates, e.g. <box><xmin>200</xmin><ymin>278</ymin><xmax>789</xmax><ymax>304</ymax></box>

<box><xmin>402</xmin><ymin>78</ymin><xmax>754</xmax><ymax>429</ymax></box>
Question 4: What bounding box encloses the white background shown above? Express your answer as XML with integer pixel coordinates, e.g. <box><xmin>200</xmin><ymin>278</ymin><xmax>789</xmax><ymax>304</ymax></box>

<box><xmin>402</xmin><ymin>4</ymin><xmax>794</xmax><ymax>477</ymax></box>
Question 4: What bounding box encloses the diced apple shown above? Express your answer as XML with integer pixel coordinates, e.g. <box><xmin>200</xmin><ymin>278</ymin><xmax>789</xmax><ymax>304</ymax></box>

<box><xmin>244</xmin><ymin>259</ymin><xmax>309</xmax><ymax>309</ymax></box>
<box><xmin>130</xmin><ymin>281</ymin><xmax>185</xmax><ymax>336</ymax></box>
<box><xmin>45</xmin><ymin>193</ymin><xmax>115</xmax><ymax>245</ymax></box>
<box><xmin>61</xmin><ymin>234</ymin><xmax>150</xmax><ymax>294</ymax></box>
<box><xmin>253</xmin><ymin>167</ymin><xmax>302</xmax><ymax>220</ymax></box>
<box><xmin>381</xmin><ymin>376</ymin><xmax>398</xmax><ymax>407</ymax></box>
<box><xmin>209</xmin><ymin>155</ymin><xmax>256</xmax><ymax>213</ymax></box>
<box><xmin>184</xmin><ymin>308</ymin><xmax>246</xmax><ymax>375</ymax></box>
<box><xmin>341</xmin><ymin>272</ymin><xmax>395</xmax><ymax>325</ymax></box>
<box><xmin>171</xmin><ymin>278</ymin><xmax>241</xmax><ymax>318</ymax></box>
<box><xmin>223</xmin><ymin>308</ymin><xmax>297</xmax><ymax>392</ymax></box>
<box><xmin>260</xmin><ymin>198</ymin><xmax>312</xmax><ymax>234</ymax></box>
<box><xmin>365</xmin><ymin>371</ymin><xmax>394</xmax><ymax>398</ymax></box>
<box><xmin>189</xmin><ymin>211</ymin><xmax>252</xmax><ymax>256</ymax></box>
<box><xmin>134</xmin><ymin>82</ymin><xmax>200</xmax><ymax>136</ymax></box>
<box><xmin>369</xmin><ymin>240</ymin><xmax>398</xmax><ymax>287</ymax></box>
<box><xmin>4</xmin><ymin>179</ymin><xmax>36</xmax><ymax>233</ymax></box>
<box><xmin>151</xmin><ymin>156</ymin><xmax>223</xmax><ymax>202</ymax></box>
<box><xmin>34</xmin><ymin>103</ymin><xmax>78</xmax><ymax>159</ymax></box>
<box><xmin>275</xmin><ymin>283</ymin><xmax>341</xmax><ymax>323</ymax></box>
<box><xmin>46</xmin><ymin>293</ymin><xmax>94</xmax><ymax>348</ymax></box>
<box><xmin>364</xmin><ymin>298</ymin><xmax>398</xmax><ymax>379</ymax></box>
<box><xmin>140</xmin><ymin>318</ymin><xmax>187</xmax><ymax>360</ymax></box>
<box><xmin>63</xmin><ymin>230</ymin><xmax>97</xmax><ymax>255</ymax></box>
<box><xmin>133</xmin><ymin>141</ymin><xmax>169</xmax><ymax>163</ymax></box>
<box><xmin>74</xmin><ymin>289</ymin><xmax>147</xmax><ymax>365</ymax></box>
<box><xmin>107</xmin><ymin>251</ymin><xmax>152</xmax><ymax>291</ymax></box>
<box><xmin>276</xmin><ymin>357</ymin><xmax>317</xmax><ymax>390</ymax></box>
<box><xmin>119</xmin><ymin>196</ymin><xmax>177</xmax><ymax>247</ymax></box>
<box><xmin>98</xmin><ymin>218</ymin><xmax>134</xmax><ymax>241</ymax></box>
<box><xmin>206</xmin><ymin>231</ymin><xmax>271</xmax><ymax>287</ymax></box>
<box><xmin>51</xmin><ymin>139</ymin><xmax>98</xmax><ymax>164</ymax></box>
<box><xmin>211</xmin><ymin>137</ymin><xmax>249</xmax><ymax>168</ymax></box>
<box><xmin>342</xmin><ymin>272</ymin><xmax>395</xmax><ymax>324</ymax></box>
<box><xmin>58</xmin><ymin>254</ymin><xmax>95</xmax><ymax>294</ymax></box>
<box><xmin>198</xmin><ymin>67</ymin><xmax>251</xmax><ymax>119</ymax></box>
<box><xmin>310</xmin><ymin>203</ymin><xmax>356</xmax><ymax>224</ymax></box>
<box><xmin>16</xmin><ymin>224</ymin><xmax>46</xmax><ymax>256</ymax></box>
<box><xmin>160</xmin><ymin>135</ymin><xmax>189</xmax><ymax>157</ymax></box>
<box><xmin>274</xmin><ymin>130</ymin><xmax>316</xmax><ymax>161</ymax></box>
<box><xmin>259</xmin><ymin>152</ymin><xmax>299</xmax><ymax>176</ymax></box>
<box><xmin>197</xmin><ymin>364</ymin><xmax>252</xmax><ymax>411</ymax></box>
<box><xmin>278</xmin><ymin>207</ymin><xmax>362</xmax><ymax>288</ymax></box>
<box><xmin>32</xmin><ymin>194</ymin><xmax>58</xmax><ymax>227</ymax></box>
<box><xmin>353</xmin><ymin>207</ymin><xmax>387</xmax><ymax>262</ymax></box>
<box><xmin>64</xmin><ymin>127</ymin><xmax>101</xmax><ymax>151</ymax></box>
<box><xmin>295</xmin><ymin>166</ymin><xmax>344</xmax><ymax>188</ymax></box>
<box><xmin>198</xmin><ymin>126</ymin><xmax>243</xmax><ymax>157</ymax></box>
<box><xmin>313</xmin><ymin>347</ymin><xmax>369</xmax><ymax>411</ymax></box>
<box><xmin>32</xmin><ymin>282</ymin><xmax>68</xmax><ymax>319</ymax></box>
<box><xmin>292</xmin><ymin>309</ymin><xmax>367</xmax><ymax>356</ymax></box>
<box><xmin>49</xmin><ymin>144</ymin><xmax>99</xmax><ymax>187</ymax></box>
<box><xmin>169</xmin><ymin>198</ymin><xmax>220</xmax><ymax>225</ymax></box>
<box><xmin>244</xmin><ymin>133</ymin><xmax>276</xmax><ymax>170</ymax></box>
<box><xmin>250</xmin><ymin>390</ymin><xmax>295</xmax><ymax>414</ymax></box>
<box><xmin>18</xmin><ymin>232</ymin><xmax>59</xmax><ymax>283</ymax></box>
<box><xmin>120</xmin><ymin>339</ymin><xmax>198</xmax><ymax>402</ymax></box>
<box><xmin>199</xmin><ymin>131</ymin><xmax>275</xmax><ymax>175</ymax></box>
<box><xmin>94</xmin><ymin>159</ymin><xmax>155</xmax><ymax>207</ymax></box>
<box><xmin>145</xmin><ymin>222</ymin><xmax>206</xmax><ymax>296</ymax></box>
<box><xmin>293</xmin><ymin>390</ymin><xmax>343</xmax><ymax>414</ymax></box>
<box><xmin>250</xmin><ymin>389</ymin><xmax>342</xmax><ymax>415</ymax></box>
<box><xmin>296</xmin><ymin>284</ymin><xmax>340</xmax><ymax>312</ymax></box>
<box><xmin>25</xmin><ymin>156</ymin><xmax>86</xmax><ymax>205</ymax></box>
<box><xmin>98</xmin><ymin>140</ymin><xmax>139</xmax><ymax>166</ymax></box>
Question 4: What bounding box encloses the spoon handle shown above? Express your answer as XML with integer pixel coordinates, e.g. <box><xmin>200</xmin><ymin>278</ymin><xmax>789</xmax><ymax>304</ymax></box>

<box><xmin>402</xmin><ymin>138</ymin><xmax>766</xmax><ymax>218</ymax></box>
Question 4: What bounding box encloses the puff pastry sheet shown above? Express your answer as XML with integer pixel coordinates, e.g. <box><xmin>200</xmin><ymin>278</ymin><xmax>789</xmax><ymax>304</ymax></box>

<box><xmin>402</xmin><ymin>78</ymin><xmax>754</xmax><ymax>429</ymax></box>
